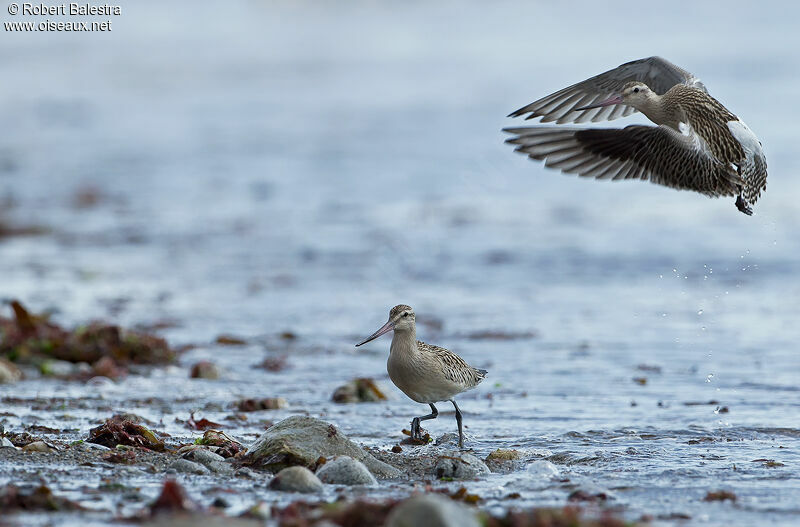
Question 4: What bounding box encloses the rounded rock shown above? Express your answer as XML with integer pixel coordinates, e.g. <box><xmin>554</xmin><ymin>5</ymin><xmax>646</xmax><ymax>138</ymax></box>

<box><xmin>316</xmin><ymin>456</ymin><xmax>378</xmax><ymax>486</ymax></box>
<box><xmin>168</xmin><ymin>458</ymin><xmax>211</xmax><ymax>475</ymax></box>
<box><xmin>0</xmin><ymin>359</ymin><xmax>22</xmax><ymax>384</ymax></box>
<box><xmin>184</xmin><ymin>448</ymin><xmax>225</xmax><ymax>464</ymax></box>
<box><xmin>269</xmin><ymin>466</ymin><xmax>323</xmax><ymax>493</ymax></box>
<box><xmin>433</xmin><ymin>452</ymin><xmax>490</xmax><ymax>480</ymax></box>
<box><xmin>22</xmin><ymin>441</ymin><xmax>56</xmax><ymax>453</ymax></box>
<box><xmin>526</xmin><ymin>460</ymin><xmax>560</xmax><ymax>479</ymax></box>
<box><xmin>386</xmin><ymin>493</ymin><xmax>480</xmax><ymax>527</ymax></box>
<box><xmin>189</xmin><ymin>361</ymin><xmax>220</xmax><ymax>379</ymax></box>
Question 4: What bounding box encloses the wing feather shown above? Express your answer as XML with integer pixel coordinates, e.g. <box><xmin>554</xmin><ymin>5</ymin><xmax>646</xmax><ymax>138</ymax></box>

<box><xmin>508</xmin><ymin>56</ymin><xmax>706</xmax><ymax>124</ymax></box>
<box><xmin>503</xmin><ymin>124</ymin><xmax>742</xmax><ymax>197</ymax></box>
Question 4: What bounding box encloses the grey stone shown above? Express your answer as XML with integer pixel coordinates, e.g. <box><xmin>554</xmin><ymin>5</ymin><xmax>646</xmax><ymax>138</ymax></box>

<box><xmin>1</xmin><ymin>437</ymin><xmax>16</xmax><ymax>449</ymax></box>
<box><xmin>169</xmin><ymin>458</ymin><xmax>211</xmax><ymax>475</ymax></box>
<box><xmin>235</xmin><ymin>467</ymin><xmax>258</xmax><ymax>479</ymax></box>
<box><xmin>22</xmin><ymin>441</ymin><xmax>56</xmax><ymax>453</ymax></box>
<box><xmin>205</xmin><ymin>460</ymin><xmax>235</xmax><ymax>475</ymax></box>
<box><xmin>433</xmin><ymin>452</ymin><xmax>490</xmax><ymax>480</ymax></box>
<box><xmin>268</xmin><ymin>466</ymin><xmax>323</xmax><ymax>493</ymax></box>
<box><xmin>526</xmin><ymin>460</ymin><xmax>560</xmax><ymax>478</ymax></box>
<box><xmin>0</xmin><ymin>359</ymin><xmax>22</xmax><ymax>384</ymax></box>
<box><xmin>40</xmin><ymin>359</ymin><xmax>78</xmax><ymax>377</ymax></box>
<box><xmin>386</xmin><ymin>494</ymin><xmax>480</xmax><ymax>527</ymax></box>
<box><xmin>244</xmin><ymin>415</ymin><xmax>400</xmax><ymax>479</ymax></box>
<box><xmin>71</xmin><ymin>441</ymin><xmax>110</xmax><ymax>452</ymax></box>
<box><xmin>243</xmin><ymin>501</ymin><xmax>271</xmax><ymax>520</ymax></box>
<box><xmin>316</xmin><ymin>456</ymin><xmax>378</xmax><ymax>486</ymax></box>
<box><xmin>434</xmin><ymin>432</ymin><xmax>461</xmax><ymax>447</ymax></box>
<box><xmin>183</xmin><ymin>447</ymin><xmax>232</xmax><ymax>473</ymax></box>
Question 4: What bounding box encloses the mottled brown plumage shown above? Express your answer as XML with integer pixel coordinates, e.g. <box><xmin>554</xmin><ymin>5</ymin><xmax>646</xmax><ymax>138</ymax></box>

<box><xmin>504</xmin><ymin>57</ymin><xmax>768</xmax><ymax>215</ymax></box>
<box><xmin>356</xmin><ymin>304</ymin><xmax>486</xmax><ymax>448</ymax></box>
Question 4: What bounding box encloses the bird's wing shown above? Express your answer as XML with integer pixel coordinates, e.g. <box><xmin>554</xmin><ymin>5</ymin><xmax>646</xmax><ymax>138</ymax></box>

<box><xmin>508</xmin><ymin>56</ymin><xmax>706</xmax><ymax>124</ymax></box>
<box><xmin>417</xmin><ymin>340</ymin><xmax>485</xmax><ymax>387</ymax></box>
<box><xmin>503</xmin><ymin>124</ymin><xmax>742</xmax><ymax>197</ymax></box>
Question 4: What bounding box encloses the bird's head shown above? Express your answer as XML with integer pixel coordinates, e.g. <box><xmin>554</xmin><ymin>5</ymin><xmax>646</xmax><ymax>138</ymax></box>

<box><xmin>355</xmin><ymin>304</ymin><xmax>415</xmax><ymax>347</ymax></box>
<box><xmin>575</xmin><ymin>81</ymin><xmax>655</xmax><ymax>112</ymax></box>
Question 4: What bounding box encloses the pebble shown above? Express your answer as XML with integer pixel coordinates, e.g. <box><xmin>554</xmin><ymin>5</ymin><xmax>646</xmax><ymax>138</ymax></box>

<box><xmin>235</xmin><ymin>467</ymin><xmax>258</xmax><ymax>479</ymax></box>
<box><xmin>181</xmin><ymin>448</ymin><xmax>234</xmax><ymax>474</ymax></box>
<box><xmin>243</xmin><ymin>501</ymin><xmax>271</xmax><ymax>520</ymax></box>
<box><xmin>1</xmin><ymin>437</ymin><xmax>16</xmax><ymax>449</ymax></box>
<box><xmin>433</xmin><ymin>452</ymin><xmax>490</xmax><ymax>480</ymax></box>
<box><xmin>526</xmin><ymin>460</ymin><xmax>561</xmax><ymax>479</ymax></box>
<box><xmin>39</xmin><ymin>359</ymin><xmax>79</xmax><ymax>377</ymax></box>
<box><xmin>71</xmin><ymin>441</ymin><xmax>111</xmax><ymax>452</ymax></box>
<box><xmin>316</xmin><ymin>456</ymin><xmax>378</xmax><ymax>486</ymax></box>
<box><xmin>168</xmin><ymin>458</ymin><xmax>211</xmax><ymax>475</ymax></box>
<box><xmin>183</xmin><ymin>448</ymin><xmax>224</xmax><ymax>463</ymax></box>
<box><xmin>22</xmin><ymin>441</ymin><xmax>57</xmax><ymax>453</ymax></box>
<box><xmin>0</xmin><ymin>359</ymin><xmax>22</xmax><ymax>384</ymax></box>
<box><xmin>268</xmin><ymin>466</ymin><xmax>324</xmax><ymax>493</ymax></box>
<box><xmin>190</xmin><ymin>361</ymin><xmax>221</xmax><ymax>379</ymax></box>
<box><xmin>386</xmin><ymin>494</ymin><xmax>480</xmax><ymax>527</ymax></box>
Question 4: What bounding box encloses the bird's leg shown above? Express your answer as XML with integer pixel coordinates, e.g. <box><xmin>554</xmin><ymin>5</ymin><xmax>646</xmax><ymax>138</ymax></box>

<box><xmin>735</xmin><ymin>184</ymin><xmax>753</xmax><ymax>216</ymax></box>
<box><xmin>410</xmin><ymin>403</ymin><xmax>438</xmax><ymax>440</ymax></box>
<box><xmin>735</xmin><ymin>194</ymin><xmax>753</xmax><ymax>216</ymax></box>
<box><xmin>450</xmin><ymin>399</ymin><xmax>464</xmax><ymax>448</ymax></box>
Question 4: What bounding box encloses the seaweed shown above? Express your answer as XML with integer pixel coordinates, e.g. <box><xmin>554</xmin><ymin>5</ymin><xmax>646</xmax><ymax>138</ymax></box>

<box><xmin>331</xmin><ymin>378</ymin><xmax>387</xmax><ymax>403</ymax></box>
<box><xmin>87</xmin><ymin>415</ymin><xmax>166</xmax><ymax>451</ymax></box>
<box><xmin>193</xmin><ymin>429</ymin><xmax>244</xmax><ymax>458</ymax></box>
<box><xmin>0</xmin><ymin>300</ymin><xmax>176</xmax><ymax>367</ymax></box>
<box><xmin>0</xmin><ymin>484</ymin><xmax>84</xmax><ymax>511</ymax></box>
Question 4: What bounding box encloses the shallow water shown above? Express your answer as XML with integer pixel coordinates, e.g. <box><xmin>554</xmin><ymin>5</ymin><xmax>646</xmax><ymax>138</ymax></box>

<box><xmin>2</xmin><ymin>0</ymin><xmax>800</xmax><ymax>525</ymax></box>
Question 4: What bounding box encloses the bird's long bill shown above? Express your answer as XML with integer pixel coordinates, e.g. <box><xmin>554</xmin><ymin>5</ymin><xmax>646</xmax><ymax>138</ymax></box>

<box><xmin>574</xmin><ymin>94</ymin><xmax>623</xmax><ymax>111</ymax></box>
<box><xmin>355</xmin><ymin>319</ymin><xmax>394</xmax><ymax>347</ymax></box>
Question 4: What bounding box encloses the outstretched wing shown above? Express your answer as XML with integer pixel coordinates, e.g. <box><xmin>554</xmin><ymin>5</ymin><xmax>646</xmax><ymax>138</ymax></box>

<box><xmin>503</xmin><ymin>124</ymin><xmax>742</xmax><ymax>197</ymax></box>
<box><xmin>508</xmin><ymin>57</ymin><xmax>706</xmax><ymax>125</ymax></box>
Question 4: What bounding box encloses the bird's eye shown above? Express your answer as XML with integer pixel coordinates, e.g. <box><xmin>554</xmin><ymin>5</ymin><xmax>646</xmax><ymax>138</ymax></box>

<box><xmin>403</xmin><ymin>312</ymin><xmax>409</xmax><ymax>317</ymax></box>
<box><xmin>633</xmin><ymin>87</ymin><xmax>640</xmax><ymax>93</ymax></box>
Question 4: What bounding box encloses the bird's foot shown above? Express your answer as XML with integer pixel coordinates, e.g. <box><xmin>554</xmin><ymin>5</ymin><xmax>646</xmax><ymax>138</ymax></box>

<box><xmin>410</xmin><ymin>418</ymin><xmax>420</xmax><ymax>440</ymax></box>
<box><xmin>402</xmin><ymin>421</ymin><xmax>431</xmax><ymax>445</ymax></box>
<box><xmin>736</xmin><ymin>195</ymin><xmax>753</xmax><ymax>216</ymax></box>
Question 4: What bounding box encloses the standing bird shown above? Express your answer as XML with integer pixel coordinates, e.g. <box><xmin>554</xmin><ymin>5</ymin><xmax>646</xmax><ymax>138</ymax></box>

<box><xmin>504</xmin><ymin>56</ymin><xmax>767</xmax><ymax>215</ymax></box>
<box><xmin>355</xmin><ymin>305</ymin><xmax>487</xmax><ymax>448</ymax></box>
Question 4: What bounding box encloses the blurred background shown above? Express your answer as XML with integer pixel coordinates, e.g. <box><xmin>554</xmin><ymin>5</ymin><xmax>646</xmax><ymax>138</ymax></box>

<box><xmin>1</xmin><ymin>0</ymin><xmax>799</xmax><ymax>521</ymax></box>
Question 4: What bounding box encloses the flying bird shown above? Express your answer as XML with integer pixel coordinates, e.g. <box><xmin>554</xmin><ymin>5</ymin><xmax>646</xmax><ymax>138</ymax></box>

<box><xmin>504</xmin><ymin>56</ymin><xmax>767</xmax><ymax>215</ymax></box>
<box><xmin>356</xmin><ymin>305</ymin><xmax>486</xmax><ymax>448</ymax></box>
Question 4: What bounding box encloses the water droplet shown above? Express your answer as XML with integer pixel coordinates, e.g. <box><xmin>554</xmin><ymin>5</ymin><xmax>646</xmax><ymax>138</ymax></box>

<box><xmin>701</xmin><ymin>326</ymin><xmax>706</xmax><ymax>331</ymax></box>
<box><xmin>714</xmin><ymin>406</ymin><xmax>721</xmax><ymax>414</ymax></box>
<box><xmin>697</xmin><ymin>309</ymin><xmax>704</xmax><ymax>315</ymax></box>
<box><xmin>705</xmin><ymin>373</ymin><xmax>714</xmax><ymax>383</ymax></box>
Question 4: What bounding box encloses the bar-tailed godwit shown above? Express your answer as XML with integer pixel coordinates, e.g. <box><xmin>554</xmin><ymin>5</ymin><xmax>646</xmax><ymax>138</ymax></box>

<box><xmin>504</xmin><ymin>56</ymin><xmax>767</xmax><ymax>215</ymax></box>
<box><xmin>356</xmin><ymin>305</ymin><xmax>487</xmax><ymax>448</ymax></box>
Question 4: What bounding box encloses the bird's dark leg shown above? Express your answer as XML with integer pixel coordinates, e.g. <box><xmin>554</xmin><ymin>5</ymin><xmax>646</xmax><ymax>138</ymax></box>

<box><xmin>735</xmin><ymin>194</ymin><xmax>753</xmax><ymax>216</ymax></box>
<box><xmin>410</xmin><ymin>403</ymin><xmax>438</xmax><ymax>440</ymax></box>
<box><xmin>450</xmin><ymin>399</ymin><xmax>464</xmax><ymax>448</ymax></box>
<box><xmin>735</xmin><ymin>181</ymin><xmax>753</xmax><ymax>216</ymax></box>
